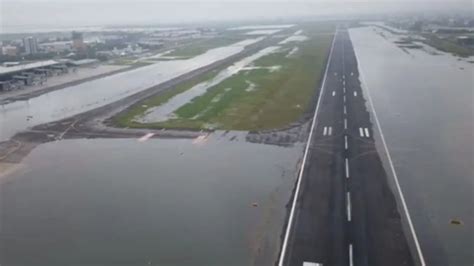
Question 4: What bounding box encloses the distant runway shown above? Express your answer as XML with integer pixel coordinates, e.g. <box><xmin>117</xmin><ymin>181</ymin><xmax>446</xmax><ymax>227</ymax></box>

<box><xmin>279</xmin><ymin>29</ymin><xmax>421</xmax><ymax>266</ymax></box>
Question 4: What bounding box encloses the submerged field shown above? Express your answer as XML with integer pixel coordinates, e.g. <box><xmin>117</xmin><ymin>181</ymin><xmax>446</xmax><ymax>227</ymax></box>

<box><xmin>114</xmin><ymin>23</ymin><xmax>335</xmax><ymax>131</ymax></box>
<box><xmin>165</xmin><ymin>34</ymin><xmax>249</xmax><ymax>59</ymax></box>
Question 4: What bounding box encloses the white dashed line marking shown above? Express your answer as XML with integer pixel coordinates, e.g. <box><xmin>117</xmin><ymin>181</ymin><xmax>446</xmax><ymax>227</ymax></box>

<box><xmin>332</xmin><ymin>91</ymin><xmax>336</xmax><ymax>96</ymax></box>
<box><xmin>345</xmin><ymin>158</ymin><xmax>350</xmax><ymax>178</ymax></box>
<box><xmin>323</xmin><ymin>126</ymin><xmax>328</xmax><ymax>136</ymax></box>
<box><xmin>192</xmin><ymin>134</ymin><xmax>209</xmax><ymax>145</ymax></box>
<box><xmin>344</xmin><ymin>118</ymin><xmax>347</xmax><ymax>129</ymax></box>
<box><xmin>347</xmin><ymin>191</ymin><xmax>352</xmax><ymax>221</ymax></box>
<box><xmin>138</xmin><ymin>132</ymin><xmax>154</xmax><ymax>142</ymax></box>
<box><xmin>303</xmin><ymin>262</ymin><xmax>323</xmax><ymax>266</ymax></box>
<box><xmin>345</xmin><ymin>135</ymin><xmax>348</xmax><ymax>150</ymax></box>
<box><xmin>354</xmin><ymin>91</ymin><xmax>357</xmax><ymax>97</ymax></box>
<box><xmin>349</xmin><ymin>244</ymin><xmax>354</xmax><ymax>266</ymax></box>
<box><xmin>359</xmin><ymin>127</ymin><xmax>364</xmax><ymax>137</ymax></box>
<box><xmin>343</xmin><ymin>95</ymin><xmax>346</xmax><ymax>103</ymax></box>
<box><xmin>364</xmin><ymin>128</ymin><xmax>370</xmax><ymax>138</ymax></box>
<box><xmin>343</xmin><ymin>86</ymin><xmax>346</xmax><ymax>94</ymax></box>
<box><xmin>344</xmin><ymin>105</ymin><xmax>347</xmax><ymax>115</ymax></box>
<box><xmin>328</xmin><ymin>127</ymin><xmax>333</xmax><ymax>136</ymax></box>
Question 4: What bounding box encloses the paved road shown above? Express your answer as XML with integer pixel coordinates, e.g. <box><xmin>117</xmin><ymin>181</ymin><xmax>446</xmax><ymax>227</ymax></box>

<box><xmin>279</xmin><ymin>29</ymin><xmax>419</xmax><ymax>266</ymax></box>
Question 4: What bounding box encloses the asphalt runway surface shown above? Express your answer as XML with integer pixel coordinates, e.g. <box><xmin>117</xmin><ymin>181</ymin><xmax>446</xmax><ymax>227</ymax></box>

<box><xmin>279</xmin><ymin>29</ymin><xmax>419</xmax><ymax>266</ymax></box>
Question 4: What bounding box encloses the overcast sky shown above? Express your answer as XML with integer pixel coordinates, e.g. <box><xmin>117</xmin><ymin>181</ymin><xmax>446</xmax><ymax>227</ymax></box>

<box><xmin>1</xmin><ymin>0</ymin><xmax>472</xmax><ymax>33</ymax></box>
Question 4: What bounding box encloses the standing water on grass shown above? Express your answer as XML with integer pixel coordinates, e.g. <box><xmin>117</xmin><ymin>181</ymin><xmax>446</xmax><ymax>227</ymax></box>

<box><xmin>135</xmin><ymin>46</ymin><xmax>281</xmax><ymax>123</ymax></box>
<box><xmin>0</xmin><ymin>137</ymin><xmax>303</xmax><ymax>266</ymax></box>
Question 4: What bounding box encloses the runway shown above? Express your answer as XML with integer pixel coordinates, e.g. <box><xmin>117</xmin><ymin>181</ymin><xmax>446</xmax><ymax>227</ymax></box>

<box><xmin>279</xmin><ymin>28</ymin><xmax>420</xmax><ymax>266</ymax></box>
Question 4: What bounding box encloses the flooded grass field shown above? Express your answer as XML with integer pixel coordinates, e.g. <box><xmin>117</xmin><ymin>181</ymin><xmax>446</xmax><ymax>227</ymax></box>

<box><xmin>0</xmin><ymin>137</ymin><xmax>303</xmax><ymax>266</ymax></box>
<box><xmin>0</xmin><ymin>37</ymin><xmax>264</xmax><ymax>142</ymax></box>
<box><xmin>115</xmin><ymin>25</ymin><xmax>335</xmax><ymax>131</ymax></box>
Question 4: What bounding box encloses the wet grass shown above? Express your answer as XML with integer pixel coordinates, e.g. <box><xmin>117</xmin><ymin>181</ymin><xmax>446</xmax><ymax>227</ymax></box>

<box><xmin>113</xmin><ymin>23</ymin><xmax>335</xmax><ymax>131</ymax></box>
<box><xmin>118</xmin><ymin>23</ymin><xmax>335</xmax><ymax>131</ymax></box>
<box><xmin>420</xmin><ymin>33</ymin><xmax>474</xmax><ymax>57</ymax></box>
<box><xmin>113</xmin><ymin>68</ymin><xmax>223</xmax><ymax>128</ymax></box>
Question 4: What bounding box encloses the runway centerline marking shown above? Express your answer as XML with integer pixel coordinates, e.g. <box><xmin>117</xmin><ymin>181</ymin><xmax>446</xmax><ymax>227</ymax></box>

<box><xmin>358</xmin><ymin>61</ymin><xmax>426</xmax><ymax>265</ymax></box>
<box><xmin>303</xmin><ymin>262</ymin><xmax>322</xmax><ymax>266</ymax></box>
<box><xmin>349</xmin><ymin>244</ymin><xmax>354</xmax><ymax>266</ymax></box>
<box><xmin>344</xmin><ymin>135</ymin><xmax>348</xmax><ymax>150</ymax></box>
<box><xmin>277</xmin><ymin>29</ymin><xmax>337</xmax><ymax>266</ymax></box>
<box><xmin>364</xmin><ymin>128</ymin><xmax>370</xmax><ymax>138</ymax></box>
<box><xmin>345</xmin><ymin>158</ymin><xmax>350</xmax><ymax>178</ymax></box>
<box><xmin>347</xmin><ymin>191</ymin><xmax>352</xmax><ymax>221</ymax></box>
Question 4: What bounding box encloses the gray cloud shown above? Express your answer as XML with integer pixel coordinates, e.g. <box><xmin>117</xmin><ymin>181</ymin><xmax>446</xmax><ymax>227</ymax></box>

<box><xmin>1</xmin><ymin>0</ymin><xmax>471</xmax><ymax>33</ymax></box>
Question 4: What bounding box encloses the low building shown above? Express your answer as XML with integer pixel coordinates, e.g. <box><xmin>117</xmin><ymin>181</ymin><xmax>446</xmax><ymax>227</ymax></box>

<box><xmin>2</xmin><ymin>46</ymin><xmax>18</xmax><ymax>56</ymax></box>
<box><xmin>457</xmin><ymin>36</ymin><xmax>474</xmax><ymax>46</ymax></box>
<box><xmin>69</xmin><ymin>59</ymin><xmax>99</xmax><ymax>67</ymax></box>
<box><xmin>39</xmin><ymin>41</ymin><xmax>73</xmax><ymax>53</ymax></box>
<box><xmin>0</xmin><ymin>60</ymin><xmax>60</xmax><ymax>80</ymax></box>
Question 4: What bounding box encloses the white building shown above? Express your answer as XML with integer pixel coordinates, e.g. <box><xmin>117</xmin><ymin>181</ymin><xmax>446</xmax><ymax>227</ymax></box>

<box><xmin>23</xmin><ymin>37</ymin><xmax>39</xmax><ymax>55</ymax></box>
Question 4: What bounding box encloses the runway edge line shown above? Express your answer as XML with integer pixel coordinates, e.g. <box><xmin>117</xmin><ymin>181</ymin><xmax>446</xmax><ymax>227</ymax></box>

<box><xmin>356</xmin><ymin>48</ymin><xmax>426</xmax><ymax>266</ymax></box>
<box><xmin>277</xmin><ymin>28</ymin><xmax>338</xmax><ymax>266</ymax></box>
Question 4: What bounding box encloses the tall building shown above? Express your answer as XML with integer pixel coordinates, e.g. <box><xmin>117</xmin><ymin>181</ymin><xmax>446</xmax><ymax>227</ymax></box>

<box><xmin>23</xmin><ymin>37</ymin><xmax>38</xmax><ymax>55</ymax></box>
<box><xmin>72</xmin><ymin>31</ymin><xmax>86</xmax><ymax>51</ymax></box>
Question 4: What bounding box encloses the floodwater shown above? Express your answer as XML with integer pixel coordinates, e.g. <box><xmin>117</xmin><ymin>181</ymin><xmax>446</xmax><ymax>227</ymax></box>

<box><xmin>278</xmin><ymin>30</ymin><xmax>308</xmax><ymax>45</ymax></box>
<box><xmin>137</xmin><ymin>46</ymin><xmax>280</xmax><ymax>123</ymax></box>
<box><xmin>0</xmin><ymin>136</ymin><xmax>303</xmax><ymax>265</ymax></box>
<box><xmin>245</xmin><ymin>30</ymin><xmax>282</xmax><ymax>35</ymax></box>
<box><xmin>228</xmin><ymin>25</ymin><xmax>295</xmax><ymax>31</ymax></box>
<box><xmin>350</xmin><ymin>26</ymin><xmax>473</xmax><ymax>265</ymax></box>
<box><xmin>0</xmin><ymin>37</ymin><xmax>263</xmax><ymax>142</ymax></box>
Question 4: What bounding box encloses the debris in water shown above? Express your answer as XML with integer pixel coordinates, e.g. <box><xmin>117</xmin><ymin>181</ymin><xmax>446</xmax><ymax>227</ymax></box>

<box><xmin>450</xmin><ymin>219</ymin><xmax>463</xmax><ymax>225</ymax></box>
